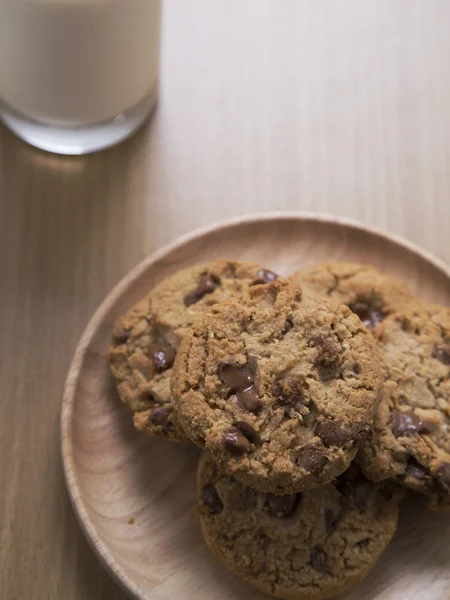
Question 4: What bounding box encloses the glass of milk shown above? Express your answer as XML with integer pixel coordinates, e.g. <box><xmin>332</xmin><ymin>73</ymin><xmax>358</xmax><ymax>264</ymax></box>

<box><xmin>0</xmin><ymin>0</ymin><xmax>161</xmax><ymax>155</ymax></box>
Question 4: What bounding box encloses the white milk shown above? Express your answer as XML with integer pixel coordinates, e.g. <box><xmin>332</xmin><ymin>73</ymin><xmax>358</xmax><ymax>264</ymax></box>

<box><xmin>0</xmin><ymin>0</ymin><xmax>161</xmax><ymax>126</ymax></box>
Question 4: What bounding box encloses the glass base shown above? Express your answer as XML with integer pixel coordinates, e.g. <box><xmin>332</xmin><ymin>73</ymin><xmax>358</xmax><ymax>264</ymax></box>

<box><xmin>0</xmin><ymin>88</ymin><xmax>157</xmax><ymax>155</ymax></box>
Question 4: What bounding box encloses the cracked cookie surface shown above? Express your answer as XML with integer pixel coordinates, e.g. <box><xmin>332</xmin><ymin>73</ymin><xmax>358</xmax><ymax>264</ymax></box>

<box><xmin>197</xmin><ymin>453</ymin><xmax>399</xmax><ymax>600</ymax></box>
<box><xmin>172</xmin><ymin>280</ymin><xmax>382</xmax><ymax>492</ymax></box>
<box><xmin>290</xmin><ymin>262</ymin><xmax>418</xmax><ymax>330</ymax></box>
<box><xmin>109</xmin><ymin>260</ymin><xmax>273</xmax><ymax>442</ymax></box>
<box><xmin>358</xmin><ymin>304</ymin><xmax>450</xmax><ymax>508</ymax></box>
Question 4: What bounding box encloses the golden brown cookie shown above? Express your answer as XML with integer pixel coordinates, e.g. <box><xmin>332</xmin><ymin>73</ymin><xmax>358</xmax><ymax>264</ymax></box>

<box><xmin>290</xmin><ymin>262</ymin><xmax>418</xmax><ymax>330</ymax></box>
<box><xmin>197</xmin><ymin>453</ymin><xmax>400</xmax><ymax>600</ymax></box>
<box><xmin>172</xmin><ymin>280</ymin><xmax>382</xmax><ymax>492</ymax></box>
<box><xmin>109</xmin><ymin>260</ymin><xmax>276</xmax><ymax>442</ymax></box>
<box><xmin>358</xmin><ymin>304</ymin><xmax>450</xmax><ymax>508</ymax></box>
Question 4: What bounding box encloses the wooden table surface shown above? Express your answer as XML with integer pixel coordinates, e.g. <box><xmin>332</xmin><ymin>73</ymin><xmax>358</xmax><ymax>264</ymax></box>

<box><xmin>1</xmin><ymin>1</ymin><xmax>450</xmax><ymax>598</ymax></box>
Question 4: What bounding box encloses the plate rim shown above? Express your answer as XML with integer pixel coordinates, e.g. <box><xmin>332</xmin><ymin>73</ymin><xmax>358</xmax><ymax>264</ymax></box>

<box><xmin>60</xmin><ymin>211</ymin><xmax>450</xmax><ymax>599</ymax></box>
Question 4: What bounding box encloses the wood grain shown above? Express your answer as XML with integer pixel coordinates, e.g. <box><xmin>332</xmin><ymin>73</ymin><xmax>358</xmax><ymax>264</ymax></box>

<box><xmin>2</xmin><ymin>1</ymin><xmax>450</xmax><ymax>598</ymax></box>
<box><xmin>62</xmin><ymin>215</ymin><xmax>450</xmax><ymax>600</ymax></box>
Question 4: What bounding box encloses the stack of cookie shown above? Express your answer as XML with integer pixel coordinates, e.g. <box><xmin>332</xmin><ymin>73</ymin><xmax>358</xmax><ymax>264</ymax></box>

<box><xmin>109</xmin><ymin>260</ymin><xmax>450</xmax><ymax>600</ymax></box>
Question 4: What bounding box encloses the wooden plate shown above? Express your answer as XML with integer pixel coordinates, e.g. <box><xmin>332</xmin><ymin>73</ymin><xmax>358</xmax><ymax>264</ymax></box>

<box><xmin>61</xmin><ymin>213</ymin><xmax>450</xmax><ymax>600</ymax></box>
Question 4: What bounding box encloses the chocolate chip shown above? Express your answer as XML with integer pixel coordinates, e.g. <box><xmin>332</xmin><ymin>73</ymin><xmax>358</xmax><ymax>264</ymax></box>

<box><xmin>253</xmin><ymin>268</ymin><xmax>279</xmax><ymax>284</ymax></box>
<box><xmin>314</xmin><ymin>335</ymin><xmax>341</xmax><ymax>368</ymax></box>
<box><xmin>222</xmin><ymin>426</ymin><xmax>251</xmax><ymax>456</ymax></box>
<box><xmin>437</xmin><ymin>463</ymin><xmax>450</xmax><ymax>491</ymax></box>
<box><xmin>184</xmin><ymin>272</ymin><xmax>220</xmax><ymax>306</ymax></box>
<box><xmin>400</xmin><ymin>318</ymin><xmax>410</xmax><ymax>332</ymax></box>
<box><xmin>234</xmin><ymin>421</ymin><xmax>261</xmax><ymax>445</ymax></box>
<box><xmin>353</xmin><ymin>363</ymin><xmax>361</xmax><ymax>374</ymax></box>
<box><xmin>219</xmin><ymin>362</ymin><xmax>261</xmax><ymax>412</ymax></box>
<box><xmin>148</xmin><ymin>343</ymin><xmax>176</xmax><ymax>373</ymax></box>
<box><xmin>432</xmin><ymin>344</ymin><xmax>450</xmax><ymax>365</ymax></box>
<box><xmin>391</xmin><ymin>410</ymin><xmax>434</xmax><ymax>437</ymax></box>
<box><xmin>356</xmin><ymin>538</ymin><xmax>370</xmax><ymax>550</ymax></box>
<box><xmin>347</xmin><ymin>294</ymin><xmax>385</xmax><ymax>329</ymax></box>
<box><xmin>300</xmin><ymin>444</ymin><xmax>328</xmax><ymax>475</ymax></box>
<box><xmin>282</xmin><ymin>318</ymin><xmax>293</xmax><ymax>334</ymax></box>
<box><xmin>220</xmin><ymin>362</ymin><xmax>253</xmax><ymax>390</ymax></box>
<box><xmin>273</xmin><ymin>376</ymin><xmax>306</xmax><ymax>407</ymax></box>
<box><xmin>265</xmin><ymin>493</ymin><xmax>301</xmax><ymax>518</ymax></box>
<box><xmin>149</xmin><ymin>406</ymin><xmax>171</xmax><ymax>430</ymax></box>
<box><xmin>310</xmin><ymin>547</ymin><xmax>331</xmax><ymax>574</ymax></box>
<box><xmin>324</xmin><ymin>508</ymin><xmax>340</xmax><ymax>534</ymax></box>
<box><xmin>235</xmin><ymin>388</ymin><xmax>262</xmax><ymax>412</ymax></box>
<box><xmin>317</xmin><ymin>420</ymin><xmax>350</xmax><ymax>446</ymax></box>
<box><xmin>114</xmin><ymin>329</ymin><xmax>130</xmax><ymax>344</ymax></box>
<box><xmin>404</xmin><ymin>459</ymin><xmax>428</xmax><ymax>481</ymax></box>
<box><xmin>247</xmin><ymin>355</ymin><xmax>261</xmax><ymax>391</ymax></box>
<box><xmin>202</xmin><ymin>484</ymin><xmax>223</xmax><ymax>514</ymax></box>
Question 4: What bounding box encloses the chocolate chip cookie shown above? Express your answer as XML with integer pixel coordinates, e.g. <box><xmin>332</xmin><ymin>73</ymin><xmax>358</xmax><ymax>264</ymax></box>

<box><xmin>172</xmin><ymin>280</ymin><xmax>382</xmax><ymax>492</ymax></box>
<box><xmin>198</xmin><ymin>453</ymin><xmax>399</xmax><ymax>600</ymax></box>
<box><xmin>358</xmin><ymin>304</ymin><xmax>450</xmax><ymax>508</ymax></box>
<box><xmin>290</xmin><ymin>262</ymin><xmax>418</xmax><ymax>330</ymax></box>
<box><xmin>109</xmin><ymin>260</ymin><xmax>275</xmax><ymax>442</ymax></box>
